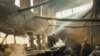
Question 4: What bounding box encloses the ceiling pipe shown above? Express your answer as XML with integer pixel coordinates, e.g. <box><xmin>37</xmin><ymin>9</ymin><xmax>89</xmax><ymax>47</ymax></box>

<box><xmin>33</xmin><ymin>16</ymin><xmax>100</xmax><ymax>22</ymax></box>
<box><xmin>18</xmin><ymin>0</ymin><xmax>53</xmax><ymax>12</ymax></box>
<box><xmin>49</xmin><ymin>25</ymin><xmax>100</xmax><ymax>28</ymax></box>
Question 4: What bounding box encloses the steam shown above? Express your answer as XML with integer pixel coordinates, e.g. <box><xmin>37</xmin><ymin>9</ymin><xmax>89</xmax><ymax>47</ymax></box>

<box><xmin>5</xmin><ymin>44</ymin><xmax>26</xmax><ymax>56</ymax></box>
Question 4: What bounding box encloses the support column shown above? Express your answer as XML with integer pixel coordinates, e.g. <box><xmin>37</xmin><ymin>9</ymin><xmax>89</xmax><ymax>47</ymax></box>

<box><xmin>41</xmin><ymin>35</ymin><xmax>47</xmax><ymax>50</ymax></box>
<box><xmin>27</xmin><ymin>32</ymin><xmax>34</xmax><ymax>47</ymax></box>
<box><xmin>14</xmin><ymin>35</ymin><xmax>16</xmax><ymax>44</ymax></box>
<box><xmin>29</xmin><ymin>36</ymin><xmax>34</xmax><ymax>47</ymax></box>
<box><xmin>1</xmin><ymin>34</ymin><xmax>8</xmax><ymax>45</ymax></box>
<box><xmin>36</xmin><ymin>34</ymin><xmax>42</xmax><ymax>49</ymax></box>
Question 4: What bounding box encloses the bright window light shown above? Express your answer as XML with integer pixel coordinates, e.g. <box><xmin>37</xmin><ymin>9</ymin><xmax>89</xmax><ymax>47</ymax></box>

<box><xmin>87</xmin><ymin>2</ymin><xmax>93</xmax><ymax>8</ymax></box>
<box><xmin>0</xmin><ymin>38</ymin><xmax>3</xmax><ymax>43</ymax></box>
<box><xmin>15</xmin><ymin>0</ymin><xmax>20</xmax><ymax>7</ymax></box>
<box><xmin>56</xmin><ymin>9</ymin><xmax>72</xmax><ymax>18</ymax></box>
<box><xmin>73</xmin><ymin>4</ymin><xmax>89</xmax><ymax>14</ymax></box>
<box><xmin>0</xmin><ymin>32</ymin><xmax>6</xmax><ymax>37</ymax></box>
<box><xmin>30</xmin><ymin>0</ymin><xmax>34</xmax><ymax>12</ymax></box>
<box><xmin>56</xmin><ymin>12</ymin><xmax>63</xmax><ymax>18</ymax></box>
<box><xmin>62</xmin><ymin>9</ymin><xmax>73</xmax><ymax>17</ymax></box>
<box><xmin>55</xmin><ymin>3</ymin><xmax>93</xmax><ymax>34</ymax></box>
<box><xmin>16</xmin><ymin>36</ymin><xmax>26</xmax><ymax>44</ymax></box>
<box><xmin>7</xmin><ymin>35</ymin><xmax>14</xmax><ymax>44</ymax></box>
<box><xmin>56</xmin><ymin>3</ymin><xmax>92</xmax><ymax>18</ymax></box>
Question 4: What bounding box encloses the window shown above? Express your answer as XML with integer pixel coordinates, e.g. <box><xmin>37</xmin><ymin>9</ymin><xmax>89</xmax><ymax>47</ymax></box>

<box><xmin>73</xmin><ymin>3</ymin><xmax>92</xmax><ymax>14</ymax></box>
<box><xmin>15</xmin><ymin>0</ymin><xmax>20</xmax><ymax>7</ymax></box>
<box><xmin>55</xmin><ymin>3</ymin><xmax>92</xmax><ymax>33</ymax></box>
<box><xmin>30</xmin><ymin>0</ymin><xmax>34</xmax><ymax>12</ymax></box>
<box><xmin>56</xmin><ymin>9</ymin><xmax>72</xmax><ymax>18</ymax></box>
<box><xmin>56</xmin><ymin>3</ymin><xmax>92</xmax><ymax>18</ymax></box>
<box><xmin>62</xmin><ymin>9</ymin><xmax>73</xmax><ymax>17</ymax></box>
<box><xmin>7</xmin><ymin>35</ymin><xmax>14</xmax><ymax>44</ymax></box>
<box><xmin>56</xmin><ymin>12</ymin><xmax>63</xmax><ymax>18</ymax></box>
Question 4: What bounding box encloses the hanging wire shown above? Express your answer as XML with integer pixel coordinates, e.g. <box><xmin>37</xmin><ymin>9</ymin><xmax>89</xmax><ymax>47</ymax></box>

<box><xmin>23</xmin><ymin>12</ymin><xmax>27</xmax><ymax>31</ymax></box>
<box><xmin>49</xmin><ymin>24</ymin><xmax>100</xmax><ymax>28</ymax></box>
<box><xmin>90</xmin><ymin>0</ymin><xmax>95</xmax><ymax>50</ymax></box>
<box><xmin>90</xmin><ymin>0</ymin><xmax>98</xmax><ymax>55</ymax></box>
<box><xmin>80</xmin><ymin>6</ymin><xmax>91</xmax><ymax>56</ymax></box>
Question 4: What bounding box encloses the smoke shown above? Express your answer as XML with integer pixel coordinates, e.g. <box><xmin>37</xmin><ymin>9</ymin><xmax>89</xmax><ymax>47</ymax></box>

<box><xmin>5</xmin><ymin>44</ymin><xmax>26</xmax><ymax>56</ymax></box>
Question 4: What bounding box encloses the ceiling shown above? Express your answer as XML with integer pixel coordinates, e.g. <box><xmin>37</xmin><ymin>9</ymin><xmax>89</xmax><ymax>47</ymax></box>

<box><xmin>49</xmin><ymin>0</ymin><xmax>92</xmax><ymax>12</ymax></box>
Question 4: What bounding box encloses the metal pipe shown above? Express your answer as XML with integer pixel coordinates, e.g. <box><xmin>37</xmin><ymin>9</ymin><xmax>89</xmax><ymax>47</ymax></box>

<box><xmin>49</xmin><ymin>25</ymin><xmax>100</xmax><ymax>28</ymax></box>
<box><xmin>0</xmin><ymin>34</ymin><xmax>8</xmax><ymax>45</ymax></box>
<box><xmin>33</xmin><ymin>16</ymin><xmax>100</xmax><ymax>22</ymax></box>
<box><xmin>18</xmin><ymin>0</ymin><xmax>52</xmax><ymax>12</ymax></box>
